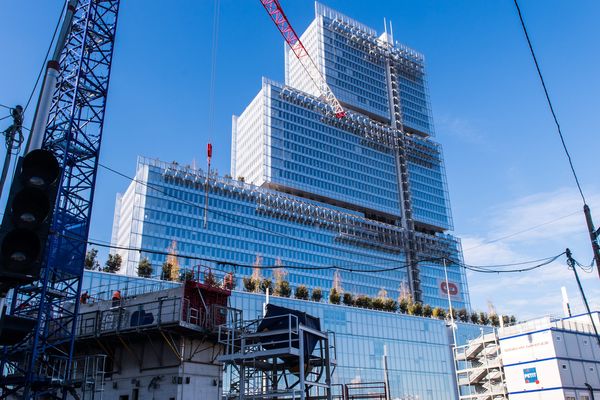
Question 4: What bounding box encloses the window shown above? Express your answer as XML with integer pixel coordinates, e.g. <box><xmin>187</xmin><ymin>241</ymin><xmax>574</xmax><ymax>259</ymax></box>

<box><xmin>565</xmin><ymin>397</ymin><xmax>575</xmax><ymax>400</ymax></box>
<box><xmin>580</xmin><ymin>396</ymin><xmax>590</xmax><ymax>400</ymax></box>
<box><xmin>562</xmin><ymin>364</ymin><xmax>568</xmax><ymax>370</ymax></box>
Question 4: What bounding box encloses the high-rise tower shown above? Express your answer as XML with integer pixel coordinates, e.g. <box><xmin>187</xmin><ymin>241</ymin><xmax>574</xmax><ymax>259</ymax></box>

<box><xmin>113</xmin><ymin>2</ymin><xmax>469</xmax><ymax>310</ymax></box>
<box><xmin>232</xmin><ymin>3</ymin><xmax>461</xmax><ymax>304</ymax></box>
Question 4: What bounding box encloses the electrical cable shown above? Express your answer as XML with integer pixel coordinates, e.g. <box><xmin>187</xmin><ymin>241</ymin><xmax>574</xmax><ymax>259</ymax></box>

<box><xmin>462</xmin><ymin>254</ymin><xmax>563</xmax><ymax>269</ymax></box>
<box><xmin>0</xmin><ymin>104</ymin><xmax>12</xmax><ymax>110</ymax></box>
<box><xmin>65</xmin><ymin>232</ymin><xmax>407</xmax><ymax>273</ymax></box>
<box><xmin>24</xmin><ymin>1</ymin><xmax>67</xmax><ymax>112</ymax></box>
<box><xmin>463</xmin><ymin>210</ymin><xmax>581</xmax><ymax>251</ymax></box>
<box><xmin>513</xmin><ymin>0</ymin><xmax>587</xmax><ymax>204</ymax></box>
<box><xmin>71</xmin><ymin>229</ymin><xmax>565</xmax><ymax>275</ymax></box>
<box><xmin>566</xmin><ymin>249</ymin><xmax>600</xmax><ymax>346</ymax></box>
<box><xmin>99</xmin><ymin>162</ymin><xmax>571</xmax><ymax>274</ymax></box>
<box><xmin>98</xmin><ymin>162</ymin><xmax>407</xmax><ymax>269</ymax></box>
<box><xmin>574</xmin><ymin>257</ymin><xmax>595</xmax><ymax>273</ymax></box>
<box><xmin>461</xmin><ymin>252</ymin><xmax>565</xmax><ymax>274</ymax></box>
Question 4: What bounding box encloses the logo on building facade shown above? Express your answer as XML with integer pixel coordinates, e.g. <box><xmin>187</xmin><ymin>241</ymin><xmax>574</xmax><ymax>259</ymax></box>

<box><xmin>523</xmin><ymin>367</ymin><xmax>539</xmax><ymax>384</ymax></box>
<box><xmin>437</xmin><ymin>279</ymin><xmax>459</xmax><ymax>298</ymax></box>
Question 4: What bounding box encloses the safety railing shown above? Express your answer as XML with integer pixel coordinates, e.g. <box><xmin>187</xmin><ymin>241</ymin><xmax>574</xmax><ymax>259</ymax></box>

<box><xmin>218</xmin><ymin>313</ymin><xmax>303</xmax><ymax>362</ymax></box>
<box><xmin>76</xmin><ymin>295</ymin><xmax>240</xmax><ymax>338</ymax></box>
<box><xmin>76</xmin><ymin>297</ymin><xmax>195</xmax><ymax>337</ymax></box>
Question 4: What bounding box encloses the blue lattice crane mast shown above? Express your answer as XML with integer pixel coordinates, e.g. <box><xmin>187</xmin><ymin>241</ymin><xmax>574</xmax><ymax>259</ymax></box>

<box><xmin>0</xmin><ymin>0</ymin><xmax>121</xmax><ymax>398</ymax></box>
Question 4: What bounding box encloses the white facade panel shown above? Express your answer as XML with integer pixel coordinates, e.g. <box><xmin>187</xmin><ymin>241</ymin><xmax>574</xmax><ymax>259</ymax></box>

<box><xmin>230</xmin><ymin>85</ymin><xmax>266</xmax><ymax>185</ymax></box>
<box><xmin>497</xmin><ymin>313</ymin><xmax>600</xmax><ymax>400</ymax></box>
<box><xmin>500</xmin><ymin>330</ymin><xmax>556</xmax><ymax>365</ymax></box>
<box><xmin>503</xmin><ymin>359</ymin><xmax>561</xmax><ymax>394</ymax></box>
<box><xmin>114</xmin><ymin>162</ymin><xmax>149</xmax><ymax>276</ymax></box>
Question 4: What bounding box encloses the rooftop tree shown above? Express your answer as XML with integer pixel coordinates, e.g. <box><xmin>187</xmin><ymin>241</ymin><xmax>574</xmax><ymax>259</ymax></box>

<box><xmin>311</xmin><ymin>288</ymin><xmax>323</xmax><ymax>302</ymax></box>
<box><xmin>137</xmin><ymin>257</ymin><xmax>152</xmax><ymax>278</ymax></box>
<box><xmin>84</xmin><ymin>248</ymin><xmax>100</xmax><ymax>271</ymax></box>
<box><xmin>294</xmin><ymin>285</ymin><xmax>309</xmax><ymax>300</ymax></box>
<box><xmin>329</xmin><ymin>288</ymin><xmax>341</xmax><ymax>304</ymax></box>
<box><xmin>104</xmin><ymin>254</ymin><xmax>122</xmax><ymax>274</ymax></box>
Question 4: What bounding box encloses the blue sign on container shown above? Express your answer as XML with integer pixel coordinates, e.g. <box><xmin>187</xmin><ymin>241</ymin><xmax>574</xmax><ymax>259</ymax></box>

<box><xmin>524</xmin><ymin>367</ymin><xmax>538</xmax><ymax>384</ymax></box>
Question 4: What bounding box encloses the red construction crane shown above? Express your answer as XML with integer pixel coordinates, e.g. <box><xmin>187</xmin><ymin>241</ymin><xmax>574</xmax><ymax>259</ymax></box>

<box><xmin>259</xmin><ymin>0</ymin><xmax>346</xmax><ymax>118</ymax></box>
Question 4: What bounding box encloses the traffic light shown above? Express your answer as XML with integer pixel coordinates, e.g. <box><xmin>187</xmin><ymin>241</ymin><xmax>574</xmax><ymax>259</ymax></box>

<box><xmin>0</xmin><ymin>149</ymin><xmax>60</xmax><ymax>289</ymax></box>
<box><xmin>0</xmin><ymin>308</ymin><xmax>36</xmax><ymax>346</ymax></box>
<box><xmin>0</xmin><ymin>149</ymin><xmax>59</xmax><ymax>346</ymax></box>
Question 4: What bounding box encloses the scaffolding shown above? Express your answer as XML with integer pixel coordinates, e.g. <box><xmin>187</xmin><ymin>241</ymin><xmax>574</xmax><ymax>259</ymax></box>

<box><xmin>454</xmin><ymin>332</ymin><xmax>508</xmax><ymax>400</ymax></box>
<box><xmin>218</xmin><ymin>306</ymin><xmax>336</xmax><ymax>400</ymax></box>
<box><xmin>2</xmin><ymin>354</ymin><xmax>107</xmax><ymax>400</ymax></box>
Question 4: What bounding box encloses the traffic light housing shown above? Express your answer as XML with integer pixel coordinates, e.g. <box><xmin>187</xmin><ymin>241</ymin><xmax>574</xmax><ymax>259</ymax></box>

<box><xmin>0</xmin><ymin>308</ymin><xmax>36</xmax><ymax>346</ymax></box>
<box><xmin>0</xmin><ymin>149</ymin><xmax>60</xmax><ymax>289</ymax></box>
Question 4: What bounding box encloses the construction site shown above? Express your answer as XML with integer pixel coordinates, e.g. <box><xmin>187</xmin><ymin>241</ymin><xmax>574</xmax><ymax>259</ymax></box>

<box><xmin>1</xmin><ymin>0</ymin><xmax>599</xmax><ymax>399</ymax></box>
<box><xmin>0</xmin><ymin>0</ymin><xmax>475</xmax><ymax>398</ymax></box>
<box><xmin>48</xmin><ymin>268</ymin><xmax>392</xmax><ymax>400</ymax></box>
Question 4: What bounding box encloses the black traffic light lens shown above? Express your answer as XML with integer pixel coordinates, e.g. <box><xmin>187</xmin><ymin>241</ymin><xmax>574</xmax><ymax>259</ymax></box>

<box><xmin>0</xmin><ymin>314</ymin><xmax>36</xmax><ymax>346</ymax></box>
<box><xmin>12</xmin><ymin>188</ymin><xmax>51</xmax><ymax>229</ymax></box>
<box><xmin>21</xmin><ymin>149</ymin><xmax>60</xmax><ymax>189</ymax></box>
<box><xmin>1</xmin><ymin>229</ymin><xmax>41</xmax><ymax>272</ymax></box>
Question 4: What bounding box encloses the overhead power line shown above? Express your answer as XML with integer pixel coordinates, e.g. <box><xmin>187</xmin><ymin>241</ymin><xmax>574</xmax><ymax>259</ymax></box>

<box><xmin>463</xmin><ymin>210</ymin><xmax>580</xmax><ymax>251</ymax></box>
<box><xmin>463</xmin><ymin>252</ymin><xmax>565</xmax><ymax>274</ymax></box>
<box><xmin>98</xmin><ymin>162</ymin><xmax>408</xmax><ymax>267</ymax></box>
<box><xmin>513</xmin><ymin>0</ymin><xmax>600</xmax><ymax>275</ymax></box>
<box><xmin>513</xmin><ymin>0</ymin><xmax>586</xmax><ymax>203</ymax></box>
<box><xmin>73</xmin><ymin>229</ymin><xmax>565</xmax><ymax>275</ymax></box>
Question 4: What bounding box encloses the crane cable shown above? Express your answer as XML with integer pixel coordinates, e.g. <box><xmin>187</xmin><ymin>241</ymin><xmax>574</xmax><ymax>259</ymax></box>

<box><xmin>204</xmin><ymin>0</ymin><xmax>221</xmax><ymax>229</ymax></box>
<box><xmin>208</xmin><ymin>0</ymin><xmax>221</xmax><ymax>136</ymax></box>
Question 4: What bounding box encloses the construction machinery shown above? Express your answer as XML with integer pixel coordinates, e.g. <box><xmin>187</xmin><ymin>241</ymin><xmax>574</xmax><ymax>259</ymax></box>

<box><xmin>260</xmin><ymin>0</ymin><xmax>346</xmax><ymax>118</ymax></box>
<box><xmin>0</xmin><ymin>1</ymin><xmax>121</xmax><ymax>398</ymax></box>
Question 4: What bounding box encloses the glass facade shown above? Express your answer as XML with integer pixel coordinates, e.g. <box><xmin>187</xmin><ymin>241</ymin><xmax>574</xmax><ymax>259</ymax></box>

<box><xmin>113</xmin><ymin>157</ymin><xmax>468</xmax><ymax>310</ymax></box>
<box><xmin>245</xmin><ymin>80</ymin><xmax>402</xmax><ymax>217</ymax></box>
<box><xmin>113</xmin><ymin>3</ymin><xmax>470</xmax><ymax>310</ymax></box>
<box><xmin>81</xmin><ymin>271</ymin><xmax>485</xmax><ymax>400</ymax></box>
<box><xmin>81</xmin><ymin>270</ymin><xmax>180</xmax><ymax>302</ymax></box>
<box><xmin>406</xmin><ymin>135</ymin><xmax>453</xmax><ymax>230</ymax></box>
<box><xmin>232</xmin><ymin>292</ymin><xmax>457</xmax><ymax>399</ymax></box>
<box><xmin>287</xmin><ymin>3</ymin><xmax>434</xmax><ymax>135</ymax></box>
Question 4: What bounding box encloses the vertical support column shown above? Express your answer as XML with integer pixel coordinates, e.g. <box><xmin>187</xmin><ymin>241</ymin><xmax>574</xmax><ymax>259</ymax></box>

<box><xmin>385</xmin><ymin>58</ymin><xmax>421</xmax><ymax>302</ymax></box>
<box><xmin>324</xmin><ymin>335</ymin><xmax>332</xmax><ymax>400</ymax></box>
<box><xmin>299</xmin><ymin>325</ymin><xmax>306</xmax><ymax>400</ymax></box>
<box><xmin>240</xmin><ymin>336</ymin><xmax>246</xmax><ymax>399</ymax></box>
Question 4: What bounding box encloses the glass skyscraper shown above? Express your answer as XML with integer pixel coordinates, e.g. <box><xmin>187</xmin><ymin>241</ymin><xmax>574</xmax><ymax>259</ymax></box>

<box><xmin>113</xmin><ymin>3</ymin><xmax>469</xmax><ymax>311</ymax></box>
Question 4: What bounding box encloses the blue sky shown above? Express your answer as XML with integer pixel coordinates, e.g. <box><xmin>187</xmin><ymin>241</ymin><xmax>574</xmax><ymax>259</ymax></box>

<box><xmin>1</xmin><ymin>0</ymin><xmax>599</xmax><ymax>320</ymax></box>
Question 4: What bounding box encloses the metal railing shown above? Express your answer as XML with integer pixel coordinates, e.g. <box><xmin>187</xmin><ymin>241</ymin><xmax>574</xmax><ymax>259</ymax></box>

<box><xmin>77</xmin><ymin>297</ymin><xmax>192</xmax><ymax>336</ymax></box>
<box><xmin>219</xmin><ymin>313</ymin><xmax>301</xmax><ymax>358</ymax></box>
<box><xmin>500</xmin><ymin>314</ymin><xmax>599</xmax><ymax>337</ymax></box>
<box><xmin>76</xmin><ymin>296</ymin><xmax>240</xmax><ymax>338</ymax></box>
<box><xmin>35</xmin><ymin>354</ymin><xmax>106</xmax><ymax>399</ymax></box>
